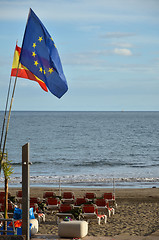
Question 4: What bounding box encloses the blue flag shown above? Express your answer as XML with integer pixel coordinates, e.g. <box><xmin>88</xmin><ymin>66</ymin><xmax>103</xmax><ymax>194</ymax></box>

<box><xmin>20</xmin><ymin>8</ymin><xmax>68</xmax><ymax>98</ymax></box>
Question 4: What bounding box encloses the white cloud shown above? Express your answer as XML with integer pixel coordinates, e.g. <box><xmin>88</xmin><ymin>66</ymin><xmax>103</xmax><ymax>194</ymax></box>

<box><xmin>113</xmin><ymin>48</ymin><xmax>132</xmax><ymax>56</ymax></box>
<box><xmin>110</xmin><ymin>42</ymin><xmax>134</xmax><ymax>48</ymax></box>
<box><xmin>63</xmin><ymin>48</ymin><xmax>133</xmax><ymax>66</ymax></box>
<box><xmin>102</xmin><ymin>32</ymin><xmax>136</xmax><ymax>39</ymax></box>
<box><xmin>0</xmin><ymin>0</ymin><xmax>158</xmax><ymax>24</ymax></box>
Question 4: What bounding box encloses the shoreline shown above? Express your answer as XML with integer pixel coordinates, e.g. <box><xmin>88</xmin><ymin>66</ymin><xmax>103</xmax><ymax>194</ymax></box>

<box><xmin>1</xmin><ymin>180</ymin><xmax>159</xmax><ymax>190</ymax></box>
<box><xmin>1</xmin><ymin>186</ymin><xmax>159</xmax><ymax>200</ymax></box>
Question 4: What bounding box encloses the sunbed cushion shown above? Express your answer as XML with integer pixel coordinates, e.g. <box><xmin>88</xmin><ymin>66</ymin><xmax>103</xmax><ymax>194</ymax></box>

<box><xmin>58</xmin><ymin>220</ymin><xmax>88</xmax><ymax>238</ymax></box>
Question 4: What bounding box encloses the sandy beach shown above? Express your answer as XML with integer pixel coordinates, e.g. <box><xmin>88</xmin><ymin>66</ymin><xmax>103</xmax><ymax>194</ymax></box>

<box><xmin>1</xmin><ymin>187</ymin><xmax>159</xmax><ymax>239</ymax></box>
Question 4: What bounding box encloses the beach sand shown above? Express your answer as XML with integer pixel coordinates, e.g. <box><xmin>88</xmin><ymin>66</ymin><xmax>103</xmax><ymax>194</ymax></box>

<box><xmin>1</xmin><ymin>187</ymin><xmax>159</xmax><ymax>239</ymax></box>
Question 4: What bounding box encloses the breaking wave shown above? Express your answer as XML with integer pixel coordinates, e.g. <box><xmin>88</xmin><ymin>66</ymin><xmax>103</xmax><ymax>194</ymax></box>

<box><xmin>0</xmin><ymin>175</ymin><xmax>159</xmax><ymax>188</ymax></box>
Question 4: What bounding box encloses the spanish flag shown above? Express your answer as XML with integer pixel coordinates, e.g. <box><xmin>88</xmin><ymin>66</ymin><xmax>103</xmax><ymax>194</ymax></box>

<box><xmin>11</xmin><ymin>44</ymin><xmax>48</xmax><ymax>92</ymax></box>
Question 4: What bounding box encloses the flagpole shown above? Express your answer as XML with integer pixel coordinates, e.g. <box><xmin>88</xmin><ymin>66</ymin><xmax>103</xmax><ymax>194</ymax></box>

<box><xmin>0</xmin><ymin>61</ymin><xmax>20</xmax><ymax>167</ymax></box>
<box><xmin>59</xmin><ymin>177</ymin><xmax>61</xmax><ymax>196</ymax></box>
<box><xmin>0</xmin><ymin>76</ymin><xmax>12</xmax><ymax>150</ymax></box>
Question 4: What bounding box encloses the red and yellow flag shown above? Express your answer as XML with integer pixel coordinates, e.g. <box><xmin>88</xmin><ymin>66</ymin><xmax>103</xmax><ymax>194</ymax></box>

<box><xmin>11</xmin><ymin>44</ymin><xmax>48</xmax><ymax>92</ymax></box>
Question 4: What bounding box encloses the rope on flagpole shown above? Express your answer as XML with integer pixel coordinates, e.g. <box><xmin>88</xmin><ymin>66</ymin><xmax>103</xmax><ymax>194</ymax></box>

<box><xmin>0</xmin><ymin>60</ymin><xmax>20</xmax><ymax>170</ymax></box>
<box><xmin>0</xmin><ymin>76</ymin><xmax>12</xmax><ymax>150</ymax></box>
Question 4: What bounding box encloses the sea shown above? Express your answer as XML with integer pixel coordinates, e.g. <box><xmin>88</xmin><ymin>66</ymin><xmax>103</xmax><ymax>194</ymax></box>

<box><xmin>0</xmin><ymin>111</ymin><xmax>159</xmax><ymax>189</ymax></box>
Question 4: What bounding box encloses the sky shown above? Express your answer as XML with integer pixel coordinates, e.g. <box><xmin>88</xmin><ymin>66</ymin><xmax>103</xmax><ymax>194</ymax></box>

<box><xmin>0</xmin><ymin>0</ymin><xmax>159</xmax><ymax>111</ymax></box>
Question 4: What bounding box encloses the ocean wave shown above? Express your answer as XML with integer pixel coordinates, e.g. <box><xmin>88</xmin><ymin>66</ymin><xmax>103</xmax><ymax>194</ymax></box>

<box><xmin>72</xmin><ymin>160</ymin><xmax>158</xmax><ymax>168</ymax></box>
<box><xmin>11</xmin><ymin>160</ymin><xmax>159</xmax><ymax>168</ymax></box>
<box><xmin>11</xmin><ymin>162</ymin><xmax>22</xmax><ymax>166</ymax></box>
<box><xmin>0</xmin><ymin>175</ymin><xmax>159</xmax><ymax>185</ymax></box>
<box><xmin>11</xmin><ymin>161</ymin><xmax>49</xmax><ymax>166</ymax></box>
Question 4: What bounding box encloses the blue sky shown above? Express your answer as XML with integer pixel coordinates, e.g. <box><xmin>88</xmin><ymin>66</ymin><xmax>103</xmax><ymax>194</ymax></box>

<box><xmin>0</xmin><ymin>0</ymin><xmax>159</xmax><ymax>111</ymax></box>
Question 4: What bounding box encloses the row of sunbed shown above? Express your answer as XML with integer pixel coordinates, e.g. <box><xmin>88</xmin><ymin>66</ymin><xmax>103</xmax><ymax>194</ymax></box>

<box><xmin>0</xmin><ymin>190</ymin><xmax>117</xmax><ymax>225</ymax></box>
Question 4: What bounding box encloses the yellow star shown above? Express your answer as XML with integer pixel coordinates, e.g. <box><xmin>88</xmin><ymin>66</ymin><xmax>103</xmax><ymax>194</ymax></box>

<box><xmin>50</xmin><ymin>37</ymin><xmax>56</xmax><ymax>48</ymax></box>
<box><xmin>32</xmin><ymin>52</ymin><xmax>36</xmax><ymax>57</ymax></box>
<box><xmin>34</xmin><ymin>60</ymin><xmax>38</xmax><ymax>66</ymax></box>
<box><xmin>43</xmin><ymin>70</ymin><xmax>46</xmax><ymax>75</ymax></box>
<box><xmin>39</xmin><ymin>67</ymin><xmax>43</xmax><ymax>73</ymax></box>
<box><xmin>48</xmin><ymin>68</ymin><xmax>54</xmax><ymax>74</ymax></box>
<box><xmin>33</xmin><ymin>42</ymin><xmax>36</xmax><ymax>48</ymax></box>
<box><xmin>38</xmin><ymin>36</ymin><xmax>43</xmax><ymax>42</ymax></box>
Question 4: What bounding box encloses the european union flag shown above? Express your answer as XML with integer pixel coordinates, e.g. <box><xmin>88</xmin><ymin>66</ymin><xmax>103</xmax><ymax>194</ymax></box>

<box><xmin>20</xmin><ymin>8</ymin><xmax>68</xmax><ymax>98</ymax></box>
